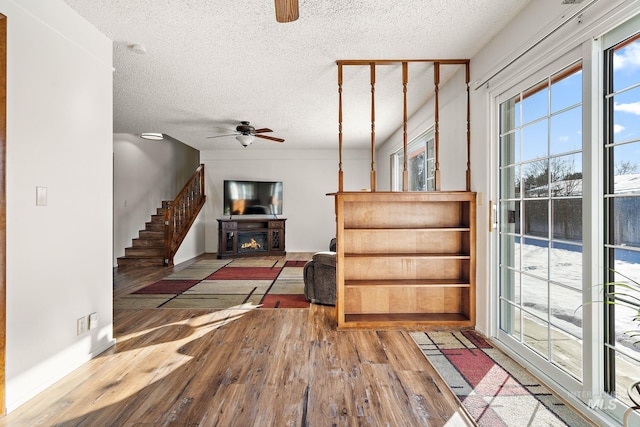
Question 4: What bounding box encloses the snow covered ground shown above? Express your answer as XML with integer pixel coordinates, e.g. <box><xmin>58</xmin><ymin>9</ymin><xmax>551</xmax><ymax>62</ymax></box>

<box><xmin>508</xmin><ymin>242</ymin><xmax>640</xmax><ymax>357</ymax></box>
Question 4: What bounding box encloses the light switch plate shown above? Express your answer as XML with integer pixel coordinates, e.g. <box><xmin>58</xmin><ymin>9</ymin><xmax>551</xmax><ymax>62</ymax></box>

<box><xmin>36</xmin><ymin>186</ymin><xmax>47</xmax><ymax>206</ymax></box>
<box><xmin>89</xmin><ymin>312</ymin><xmax>98</xmax><ymax>330</ymax></box>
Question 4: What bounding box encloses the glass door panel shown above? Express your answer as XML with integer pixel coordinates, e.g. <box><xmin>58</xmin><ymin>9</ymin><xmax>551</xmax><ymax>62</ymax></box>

<box><xmin>604</xmin><ymin>31</ymin><xmax>640</xmax><ymax>406</ymax></box>
<box><xmin>499</xmin><ymin>61</ymin><xmax>584</xmax><ymax>381</ymax></box>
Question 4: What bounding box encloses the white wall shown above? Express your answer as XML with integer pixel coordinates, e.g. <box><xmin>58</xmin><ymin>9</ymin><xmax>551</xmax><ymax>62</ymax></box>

<box><xmin>201</xmin><ymin>149</ymin><xmax>370</xmax><ymax>253</ymax></box>
<box><xmin>2</xmin><ymin>0</ymin><xmax>114</xmax><ymax>412</ymax></box>
<box><xmin>113</xmin><ymin>134</ymin><xmax>203</xmax><ymax>266</ymax></box>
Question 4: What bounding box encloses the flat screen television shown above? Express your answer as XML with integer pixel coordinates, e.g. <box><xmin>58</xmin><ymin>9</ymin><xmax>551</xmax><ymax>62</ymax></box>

<box><xmin>223</xmin><ymin>180</ymin><xmax>283</xmax><ymax>216</ymax></box>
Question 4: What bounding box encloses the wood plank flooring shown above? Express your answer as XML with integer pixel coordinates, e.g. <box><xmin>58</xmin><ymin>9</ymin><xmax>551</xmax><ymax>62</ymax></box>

<box><xmin>0</xmin><ymin>254</ymin><xmax>472</xmax><ymax>426</ymax></box>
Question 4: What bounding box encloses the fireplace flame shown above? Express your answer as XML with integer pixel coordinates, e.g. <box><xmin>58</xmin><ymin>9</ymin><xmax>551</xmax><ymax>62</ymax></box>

<box><xmin>240</xmin><ymin>238</ymin><xmax>262</xmax><ymax>250</ymax></box>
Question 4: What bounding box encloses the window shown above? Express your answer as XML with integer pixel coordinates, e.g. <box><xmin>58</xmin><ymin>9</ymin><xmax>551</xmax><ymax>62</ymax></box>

<box><xmin>390</xmin><ymin>128</ymin><xmax>435</xmax><ymax>191</ymax></box>
<box><xmin>499</xmin><ymin>61</ymin><xmax>584</xmax><ymax>381</ymax></box>
<box><xmin>603</xmin><ymin>30</ymin><xmax>640</xmax><ymax>407</ymax></box>
<box><xmin>495</xmin><ymin>17</ymin><xmax>640</xmax><ymax>423</ymax></box>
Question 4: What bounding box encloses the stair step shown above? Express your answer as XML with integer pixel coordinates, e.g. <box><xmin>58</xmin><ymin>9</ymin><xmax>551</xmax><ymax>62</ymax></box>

<box><xmin>125</xmin><ymin>246</ymin><xmax>164</xmax><ymax>257</ymax></box>
<box><xmin>117</xmin><ymin>256</ymin><xmax>165</xmax><ymax>267</ymax></box>
<box><xmin>151</xmin><ymin>214</ymin><xmax>165</xmax><ymax>223</ymax></box>
<box><xmin>139</xmin><ymin>230</ymin><xmax>163</xmax><ymax>239</ymax></box>
<box><xmin>132</xmin><ymin>238</ymin><xmax>163</xmax><ymax>248</ymax></box>
<box><xmin>145</xmin><ymin>221</ymin><xmax>164</xmax><ymax>231</ymax></box>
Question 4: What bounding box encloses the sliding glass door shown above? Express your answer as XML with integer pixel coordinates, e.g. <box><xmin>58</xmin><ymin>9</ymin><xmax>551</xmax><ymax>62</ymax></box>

<box><xmin>498</xmin><ymin>61</ymin><xmax>585</xmax><ymax>381</ymax></box>
<box><xmin>603</xmin><ymin>29</ymin><xmax>640</xmax><ymax>408</ymax></box>
<box><xmin>496</xmin><ymin>16</ymin><xmax>640</xmax><ymax>423</ymax></box>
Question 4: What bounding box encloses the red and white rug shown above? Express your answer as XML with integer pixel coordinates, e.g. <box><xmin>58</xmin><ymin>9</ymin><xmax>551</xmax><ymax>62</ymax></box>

<box><xmin>115</xmin><ymin>258</ymin><xmax>310</xmax><ymax>310</ymax></box>
<box><xmin>410</xmin><ymin>330</ymin><xmax>591</xmax><ymax>426</ymax></box>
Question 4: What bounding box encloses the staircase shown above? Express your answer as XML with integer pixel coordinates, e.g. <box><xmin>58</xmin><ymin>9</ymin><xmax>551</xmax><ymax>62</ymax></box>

<box><xmin>116</xmin><ymin>205</ymin><xmax>168</xmax><ymax>267</ymax></box>
<box><xmin>117</xmin><ymin>164</ymin><xmax>206</xmax><ymax>268</ymax></box>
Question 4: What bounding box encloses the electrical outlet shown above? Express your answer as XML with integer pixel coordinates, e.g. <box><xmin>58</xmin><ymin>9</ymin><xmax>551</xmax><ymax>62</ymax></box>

<box><xmin>77</xmin><ymin>316</ymin><xmax>87</xmax><ymax>335</ymax></box>
<box><xmin>89</xmin><ymin>312</ymin><xmax>98</xmax><ymax>330</ymax></box>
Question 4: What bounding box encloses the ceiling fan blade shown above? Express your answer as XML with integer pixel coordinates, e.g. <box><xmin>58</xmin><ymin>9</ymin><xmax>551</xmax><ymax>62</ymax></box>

<box><xmin>253</xmin><ymin>128</ymin><xmax>273</xmax><ymax>134</ymax></box>
<box><xmin>274</xmin><ymin>0</ymin><xmax>299</xmax><ymax>23</ymax></box>
<box><xmin>206</xmin><ymin>133</ymin><xmax>239</xmax><ymax>139</ymax></box>
<box><xmin>256</xmin><ymin>134</ymin><xmax>285</xmax><ymax>143</ymax></box>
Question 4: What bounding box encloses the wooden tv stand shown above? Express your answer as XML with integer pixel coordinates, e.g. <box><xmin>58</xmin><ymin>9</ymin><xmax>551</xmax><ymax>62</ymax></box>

<box><xmin>217</xmin><ymin>216</ymin><xmax>286</xmax><ymax>258</ymax></box>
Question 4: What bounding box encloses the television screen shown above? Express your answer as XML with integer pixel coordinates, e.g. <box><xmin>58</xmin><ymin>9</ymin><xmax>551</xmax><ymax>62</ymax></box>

<box><xmin>223</xmin><ymin>180</ymin><xmax>283</xmax><ymax>216</ymax></box>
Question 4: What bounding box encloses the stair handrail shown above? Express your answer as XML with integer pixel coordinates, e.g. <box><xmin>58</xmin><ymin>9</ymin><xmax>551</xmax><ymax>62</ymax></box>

<box><xmin>163</xmin><ymin>164</ymin><xmax>206</xmax><ymax>266</ymax></box>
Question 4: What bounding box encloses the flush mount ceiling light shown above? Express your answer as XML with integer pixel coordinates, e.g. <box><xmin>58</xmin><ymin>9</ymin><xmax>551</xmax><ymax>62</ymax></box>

<box><xmin>140</xmin><ymin>133</ymin><xmax>164</xmax><ymax>140</ymax></box>
<box><xmin>236</xmin><ymin>134</ymin><xmax>255</xmax><ymax>147</ymax></box>
<box><xmin>274</xmin><ymin>0</ymin><xmax>299</xmax><ymax>23</ymax></box>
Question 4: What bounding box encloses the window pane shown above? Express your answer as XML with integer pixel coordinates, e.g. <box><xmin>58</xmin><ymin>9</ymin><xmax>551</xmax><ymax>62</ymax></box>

<box><xmin>522</xmin><ymin>119</ymin><xmax>549</xmax><ymax>162</ymax></box>
<box><xmin>522</xmin><ymin>238</ymin><xmax>549</xmax><ymax>280</ymax></box>
<box><xmin>614</xmin><ymin>352</ymin><xmax>640</xmax><ymax>407</ymax></box>
<box><xmin>550</xmin><ymin>242</ymin><xmax>582</xmax><ymax>288</ymax></box>
<box><xmin>408</xmin><ymin>150</ymin><xmax>426</xmax><ymax>191</ymax></box>
<box><xmin>612</xmin><ymin>86</ymin><xmax>640</xmax><ymax>143</ymax></box>
<box><xmin>523</xmin><ymin>160</ymin><xmax>549</xmax><ymax>198</ymax></box>
<box><xmin>550</xmin><ymin>324</ymin><xmax>582</xmax><ymax>380</ymax></box>
<box><xmin>551</xmin><ymin>67</ymin><xmax>582</xmax><ymax>113</ymax></box>
<box><xmin>500</xmin><ymin>300</ymin><xmax>521</xmax><ymax>339</ymax></box>
<box><xmin>611</xmin><ymin>198</ymin><xmax>640</xmax><ymax>247</ymax></box>
<box><xmin>500</xmin><ymin>201</ymin><xmax>521</xmax><ymax>235</ymax></box>
<box><xmin>551</xmin><ymin>154</ymin><xmax>582</xmax><ymax>197</ymax></box>
<box><xmin>612</xmin><ymin>142</ymin><xmax>640</xmax><ymax>195</ymax></box>
<box><xmin>500</xmin><ymin>95</ymin><xmax>520</xmax><ymax>133</ymax></box>
<box><xmin>501</xmin><ymin>233</ymin><xmax>521</xmax><ymax>270</ymax></box>
<box><xmin>550</xmin><ymin>284</ymin><xmax>583</xmax><ymax>333</ymax></box>
<box><xmin>552</xmin><ymin>198</ymin><xmax>582</xmax><ymax>242</ymax></box>
<box><xmin>610</xmin><ymin>249</ymin><xmax>640</xmax><ymax>358</ymax></box>
<box><xmin>500</xmin><ymin>130</ymin><xmax>520</xmax><ymax>166</ymax></box>
<box><xmin>427</xmin><ymin>140</ymin><xmax>435</xmax><ymax>158</ymax></box>
<box><xmin>523</xmin><ymin>311</ymin><xmax>549</xmax><ymax>358</ymax></box>
<box><xmin>500</xmin><ymin>165</ymin><xmax>521</xmax><ymax>199</ymax></box>
<box><xmin>523</xmin><ymin>82</ymin><xmax>549</xmax><ymax>124</ymax></box>
<box><xmin>523</xmin><ymin>200</ymin><xmax>549</xmax><ymax>238</ymax></box>
<box><xmin>523</xmin><ymin>274</ymin><xmax>549</xmax><ymax>319</ymax></box>
<box><xmin>500</xmin><ymin>267</ymin><xmax>521</xmax><ymax>304</ymax></box>
<box><xmin>551</xmin><ymin>106</ymin><xmax>582</xmax><ymax>155</ymax></box>
<box><xmin>613</xmin><ymin>37</ymin><xmax>640</xmax><ymax>93</ymax></box>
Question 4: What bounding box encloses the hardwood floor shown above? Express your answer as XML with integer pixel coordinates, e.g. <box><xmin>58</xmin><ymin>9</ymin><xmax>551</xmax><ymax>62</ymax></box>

<box><xmin>0</xmin><ymin>253</ymin><xmax>472</xmax><ymax>426</ymax></box>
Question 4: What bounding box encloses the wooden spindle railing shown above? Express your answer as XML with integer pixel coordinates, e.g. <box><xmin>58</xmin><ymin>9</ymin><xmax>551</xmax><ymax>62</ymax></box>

<box><xmin>335</xmin><ymin>59</ymin><xmax>470</xmax><ymax>193</ymax></box>
<box><xmin>163</xmin><ymin>164</ymin><xmax>206</xmax><ymax>266</ymax></box>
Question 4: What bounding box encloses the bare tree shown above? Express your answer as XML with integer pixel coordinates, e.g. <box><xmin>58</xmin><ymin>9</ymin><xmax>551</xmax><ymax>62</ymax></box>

<box><xmin>522</xmin><ymin>157</ymin><xmax>582</xmax><ymax>197</ymax></box>
<box><xmin>615</xmin><ymin>160</ymin><xmax>640</xmax><ymax>176</ymax></box>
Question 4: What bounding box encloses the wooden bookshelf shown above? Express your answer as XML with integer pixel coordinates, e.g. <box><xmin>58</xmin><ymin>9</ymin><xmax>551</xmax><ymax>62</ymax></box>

<box><xmin>331</xmin><ymin>191</ymin><xmax>476</xmax><ymax>330</ymax></box>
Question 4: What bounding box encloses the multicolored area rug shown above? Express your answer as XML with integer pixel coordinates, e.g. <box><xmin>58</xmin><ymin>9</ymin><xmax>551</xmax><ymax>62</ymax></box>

<box><xmin>410</xmin><ymin>330</ymin><xmax>591</xmax><ymax>427</ymax></box>
<box><xmin>115</xmin><ymin>258</ymin><xmax>310</xmax><ymax>310</ymax></box>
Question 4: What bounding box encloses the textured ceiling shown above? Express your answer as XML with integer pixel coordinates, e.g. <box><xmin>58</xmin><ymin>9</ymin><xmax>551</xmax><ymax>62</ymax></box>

<box><xmin>62</xmin><ymin>0</ymin><xmax>533</xmax><ymax>151</ymax></box>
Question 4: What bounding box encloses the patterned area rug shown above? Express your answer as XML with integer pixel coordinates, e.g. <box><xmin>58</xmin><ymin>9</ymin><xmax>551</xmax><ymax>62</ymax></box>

<box><xmin>115</xmin><ymin>258</ymin><xmax>310</xmax><ymax>310</ymax></box>
<box><xmin>410</xmin><ymin>330</ymin><xmax>591</xmax><ymax>427</ymax></box>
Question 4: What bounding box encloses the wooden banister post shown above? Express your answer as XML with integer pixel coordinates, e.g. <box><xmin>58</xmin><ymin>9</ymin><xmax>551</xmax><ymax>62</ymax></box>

<box><xmin>402</xmin><ymin>62</ymin><xmax>408</xmax><ymax>192</ymax></box>
<box><xmin>466</xmin><ymin>61</ymin><xmax>471</xmax><ymax>191</ymax></box>
<box><xmin>370</xmin><ymin>62</ymin><xmax>376</xmax><ymax>192</ymax></box>
<box><xmin>338</xmin><ymin>63</ymin><xmax>344</xmax><ymax>192</ymax></box>
<box><xmin>434</xmin><ymin>62</ymin><xmax>441</xmax><ymax>191</ymax></box>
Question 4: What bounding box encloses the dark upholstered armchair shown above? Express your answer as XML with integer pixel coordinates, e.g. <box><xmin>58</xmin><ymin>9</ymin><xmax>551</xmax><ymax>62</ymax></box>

<box><xmin>303</xmin><ymin>243</ymin><xmax>336</xmax><ymax>306</ymax></box>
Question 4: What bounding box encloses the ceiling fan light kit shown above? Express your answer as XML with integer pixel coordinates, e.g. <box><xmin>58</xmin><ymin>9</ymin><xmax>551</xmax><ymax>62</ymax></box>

<box><xmin>206</xmin><ymin>120</ymin><xmax>285</xmax><ymax>147</ymax></box>
<box><xmin>236</xmin><ymin>134</ymin><xmax>255</xmax><ymax>147</ymax></box>
<box><xmin>274</xmin><ymin>0</ymin><xmax>299</xmax><ymax>23</ymax></box>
